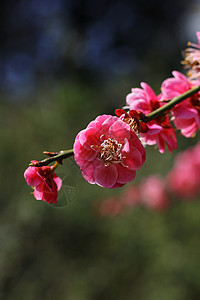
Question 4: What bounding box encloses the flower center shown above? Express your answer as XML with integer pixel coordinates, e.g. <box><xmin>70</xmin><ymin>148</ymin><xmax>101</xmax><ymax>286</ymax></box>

<box><xmin>183</xmin><ymin>43</ymin><xmax>200</xmax><ymax>79</ymax></box>
<box><xmin>100</xmin><ymin>138</ymin><xmax>122</xmax><ymax>164</ymax></box>
<box><xmin>124</xmin><ymin>117</ymin><xmax>139</xmax><ymax>133</ymax></box>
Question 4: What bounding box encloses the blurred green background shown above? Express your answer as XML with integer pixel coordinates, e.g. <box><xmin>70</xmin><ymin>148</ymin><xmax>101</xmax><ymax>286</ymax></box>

<box><xmin>1</xmin><ymin>0</ymin><xmax>200</xmax><ymax>299</ymax></box>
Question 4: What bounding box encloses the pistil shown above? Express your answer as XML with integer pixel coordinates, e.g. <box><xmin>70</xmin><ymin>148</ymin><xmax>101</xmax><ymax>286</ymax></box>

<box><xmin>100</xmin><ymin>138</ymin><xmax>123</xmax><ymax>165</ymax></box>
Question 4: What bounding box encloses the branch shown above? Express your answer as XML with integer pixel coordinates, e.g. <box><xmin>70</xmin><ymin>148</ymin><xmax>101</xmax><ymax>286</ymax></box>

<box><xmin>30</xmin><ymin>149</ymin><xmax>74</xmax><ymax>167</ymax></box>
<box><xmin>143</xmin><ymin>85</ymin><xmax>200</xmax><ymax>123</ymax></box>
<box><xmin>29</xmin><ymin>85</ymin><xmax>200</xmax><ymax>167</ymax></box>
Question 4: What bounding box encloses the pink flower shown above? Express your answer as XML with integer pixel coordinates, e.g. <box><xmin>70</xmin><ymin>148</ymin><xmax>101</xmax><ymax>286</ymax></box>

<box><xmin>24</xmin><ymin>162</ymin><xmax>62</xmax><ymax>204</ymax></box>
<box><xmin>126</xmin><ymin>82</ymin><xmax>177</xmax><ymax>153</ymax></box>
<box><xmin>73</xmin><ymin>115</ymin><xmax>146</xmax><ymax>188</ymax></box>
<box><xmin>161</xmin><ymin>71</ymin><xmax>200</xmax><ymax>137</ymax></box>
<box><xmin>167</xmin><ymin>144</ymin><xmax>200</xmax><ymax>199</ymax></box>
<box><xmin>140</xmin><ymin>175</ymin><xmax>169</xmax><ymax>211</ymax></box>
<box><xmin>182</xmin><ymin>31</ymin><xmax>200</xmax><ymax>80</ymax></box>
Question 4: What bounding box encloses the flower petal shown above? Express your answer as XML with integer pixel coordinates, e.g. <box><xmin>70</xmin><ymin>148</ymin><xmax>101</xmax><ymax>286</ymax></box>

<box><xmin>157</xmin><ymin>134</ymin><xmax>165</xmax><ymax>153</ymax></box>
<box><xmin>122</xmin><ymin>146</ymin><xmax>143</xmax><ymax>170</ymax></box>
<box><xmin>116</xmin><ymin>164</ymin><xmax>136</xmax><ymax>184</ymax></box>
<box><xmin>24</xmin><ymin>167</ymin><xmax>42</xmax><ymax>186</ymax></box>
<box><xmin>94</xmin><ymin>164</ymin><xmax>118</xmax><ymax>188</ymax></box>
<box><xmin>87</xmin><ymin>115</ymin><xmax>112</xmax><ymax>130</ymax></box>
<box><xmin>42</xmin><ymin>179</ymin><xmax>58</xmax><ymax>204</ymax></box>
<box><xmin>81</xmin><ymin>161</ymin><xmax>97</xmax><ymax>184</ymax></box>
<box><xmin>53</xmin><ymin>174</ymin><xmax>62</xmax><ymax>191</ymax></box>
<box><xmin>173</xmin><ymin>106</ymin><xmax>197</xmax><ymax>119</ymax></box>
<box><xmin>79</xmin><ymin>127</ymin><xmax>100</xmax><ymax>149</ymax></box>
<box><xmin>74</xmin><ymin>139</ymin><xmax>98</xmax><ymax>162</ymax></box>
<box><xmin>34</xmin><ymin>183</ymin><xmax>44</xmax><ymax>200</ymax></box>
<box><xmin>147</xmin><ymin>123</ymin><xmax>163</xmax><ymax>134</ymax></box>
<box><xmin>141</xmin><ymin>82</ymin><xmax>157</xmax><ymax>102</ymax></box>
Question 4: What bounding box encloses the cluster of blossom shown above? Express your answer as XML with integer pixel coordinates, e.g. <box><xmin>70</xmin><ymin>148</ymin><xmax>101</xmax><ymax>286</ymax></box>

<box><xmin>24</xmin><ymin>31</ymin><xmax>200</xmax><ymax>204</ymax></box>
<box><xmin>73</xmin><ymin>31</ymin><xmax>200</xmax><ymax>188</ymax></box>
<box><xmin>98</xmin><ymin>141</ymin><xmax>200</xmax><ymax>216</ymax></box>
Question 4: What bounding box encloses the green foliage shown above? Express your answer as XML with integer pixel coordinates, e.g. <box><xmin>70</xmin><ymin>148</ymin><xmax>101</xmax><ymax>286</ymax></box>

<box><xmin>0</xmin><ymin>80</ymin><xmax>200</xmax><ymax>300</ymax></box>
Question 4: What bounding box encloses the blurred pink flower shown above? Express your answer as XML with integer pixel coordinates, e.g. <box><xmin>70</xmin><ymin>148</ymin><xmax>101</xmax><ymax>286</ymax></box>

<box><xmin>140</xmin><ymin>175</ymin><xmax>169</xmax><ymax>211</ymax></box>
<box><xmin>97</xmin><ymin>185</ymin><xmax>141</xmax><ymax>217</ymax></box>
<box><xmin>73</xmin><ymin>115</ymin><xmax>146</xmax><ymax>189</ymax></box>
<box><xmin>126</xmin><ymin>82</ymin><xmax>177</xmax><ymax>153</ymax></box>
<box><xmin>161</xmin><ymin>71</ymin><xmax>200</xmax><ymax>137</ymax></box>
<box><xmin>183</xmin><ymin>31</ymin><xmax>200</xmax><ymax>80</ymax></box>
<box><xmin>121</xmin><ymin>185</ymin><xmax>141</xmax><ymax>207</ymax></box>
<box><xmin>98</xmin><ymin>197</ymin><xmax>124</xmax><ymax>216</ymax></box>
<box><xmin>167</xmin><ymin>144</ymin><xmax>200</xmax><ymax>199</ymax></box>
<box><xmin>24</xmin><ymin>162</ymin><xmax>62</xmax><ymax>204</ymax></box>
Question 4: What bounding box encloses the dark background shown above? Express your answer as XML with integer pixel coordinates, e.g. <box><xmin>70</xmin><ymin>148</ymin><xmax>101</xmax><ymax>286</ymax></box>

<box><xmin>1</xmin><ymin>0</ymin><xmax>200</xmax><ymax>299</ymax></box>
<box><xmin>0</xmin><ymin>0</ymin><xmax>198</xmax><ymax>98</ymax></box>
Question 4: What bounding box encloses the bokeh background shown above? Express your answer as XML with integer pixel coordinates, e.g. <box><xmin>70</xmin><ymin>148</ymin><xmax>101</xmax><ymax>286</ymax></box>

<box><xmin>1</xmin><ymin>0</ymin><xmax>200</xmax><ymax>299</ymax></box>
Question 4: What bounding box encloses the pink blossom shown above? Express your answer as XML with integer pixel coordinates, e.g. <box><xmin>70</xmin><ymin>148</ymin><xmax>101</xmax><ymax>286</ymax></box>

<box><xmin>167</xmin><ymin>144</ymin><xmax>200</xmax><ymax>199</ymax></box>
<box><xmin>73</xmin><ymin>115</ymin><xmax>146</xmax><ymax>189</ymax></box>
<box><xmin>126</xmin><ymin>82</ymin><xmax>177</xmax><ymax>153</ymax></box>
<box><xmin>140</xmin><ymin>175</ymin><xmax>169</xmax><ymax>211</ymax></box>
<box><xmin>24</xmin><ymin>162</ymin><xmax>62</xmax><ymax>204</ymax></box>
<box><xmin>182</xmin><ymin>31</ymin><xmax>200</xmax><ymax>80</ymax></box>
<box><xmin>161</xmin><ymin>71</ymin><xmax>200</xmax><ymax>137</ymax></box>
